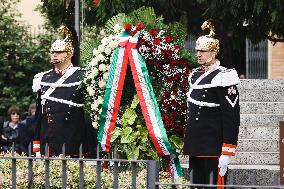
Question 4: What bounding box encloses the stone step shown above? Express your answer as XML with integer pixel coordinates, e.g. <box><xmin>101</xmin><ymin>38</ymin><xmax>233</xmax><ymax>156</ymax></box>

<box><xmin>240</xmin><ymin>114</ymin><xmax>284</xmax><ymax>127</ymax></box>
<box><xmin>240</xmin><ymin>102</ymin><xmax>284</xmax><ymax>114</ymax></box>
<box><xmin>181</xmin><ymin>165</ymin><xmax>280</xmax><ymax>185</ymax></box>
<box><xmin>237</xmin><ymin>139</ymin><xmax>278</xmax><ymax>152</ymax></box>
<box><xmin>227</xmin><ymin>165</ymin><xmax>280</xmax><ymax>186</ymax></box>
<box><xmin>179</xmin><ymin>152</ymin><xmax>279</xmax><ymax>165</ymax></box>
<box><xmin>238</xmin><ymin>79</ymin><xmax>284</xmax><ymax>90</ymax></box>
<box><xmin>238</xmin><ymin>126</ymin><xmax>278</xmax><ymax>139</ymax></box>
<box><xmin>231</xmin><ymin>152</ymin><xmax>279</xmax><ymax>165</ymax></box>
<box><xmin>239</xmin><ymin>89</ymin><xmax>284</xmax><ymax>102</ymax></box>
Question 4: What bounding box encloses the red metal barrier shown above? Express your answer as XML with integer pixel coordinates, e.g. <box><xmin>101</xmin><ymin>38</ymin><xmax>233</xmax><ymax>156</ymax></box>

<box><xmin>280</xmin><ymin>121</ymin><xmax>284</xmax><ymax>185</ymax></box>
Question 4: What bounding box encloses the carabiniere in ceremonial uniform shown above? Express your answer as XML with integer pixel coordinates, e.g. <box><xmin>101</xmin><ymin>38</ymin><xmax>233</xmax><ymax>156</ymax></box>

<box><xmin>32</xmin><ymin>25</ymin><xmax>87</xmax><ymax>157</ymax></box>
<box><xmin>183</xmin><ymin>19</ymin><xmax>240</xmax><ymax>186</ymax></box>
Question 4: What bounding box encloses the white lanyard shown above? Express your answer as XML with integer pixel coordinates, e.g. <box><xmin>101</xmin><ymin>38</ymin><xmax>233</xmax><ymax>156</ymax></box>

<box><xmin>41</xmin><ymin>67</ymin><xmax>79</xmax><ymax>105</ymax></box>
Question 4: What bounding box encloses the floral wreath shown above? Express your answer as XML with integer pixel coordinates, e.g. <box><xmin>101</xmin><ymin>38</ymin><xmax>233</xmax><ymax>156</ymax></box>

<box><xmin>82</xmin><ymin>7</ymin><xmax>196</xmax><ymax>178</ymax></box>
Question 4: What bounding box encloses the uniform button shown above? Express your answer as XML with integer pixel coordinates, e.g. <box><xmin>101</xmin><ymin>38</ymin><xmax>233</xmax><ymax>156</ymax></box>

<box><xmin>202</xmin><ymin>95</ymin><xmax>205</xmax><ymax>97</ymax></box>
<box><xmin>69</xmin><ymin>105</ymin><xmax>71</xmax><ymax>107</ymax></box>
<box><xmin>73</xmin><ymin>93</ymin><xmax>75</xmax><ymax>96</ymax></box>
<box><xmin>199</xmin><ymin>106</ymin><xmax>202</xmax><ymax>109</ymax></box>
<box><xmin>67</xmin><ymin>112</ymin><xmax>70</xmax><ymax>114</ymax></box>
<box><xmin>48</xmin><ymin>108</ymin><xmax>50</xmax><ymax>110</ymax></box>
<box><xmin>196</xmin><ymin>118</ymin><xmax>199</xmax><ymax>120</ymax></box>
<box><xmin>205</xmin><ymin>90</ymin><xmax>208</xmax><ymax>92</ymax></box>
<box><xmin>65</xmin><ymin>118</ymin><xmax>68</xmax><ymax>120</ymax></box>
<box><xmin>198</xmin><ymin>112</ymin><xmax>200</xmax><ymax>115</ymax></box>
<box><xmin>50</xmin><ymin>119</ymin><xmax>52</xmax><ymax>122</ymax></box>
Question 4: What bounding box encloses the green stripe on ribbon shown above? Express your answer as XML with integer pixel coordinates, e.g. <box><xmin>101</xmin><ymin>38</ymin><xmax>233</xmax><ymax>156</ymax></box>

<box><xmin>97</xmin><ymin>48</ymin><xmax>120</xmax><ymax>144</ymax></box>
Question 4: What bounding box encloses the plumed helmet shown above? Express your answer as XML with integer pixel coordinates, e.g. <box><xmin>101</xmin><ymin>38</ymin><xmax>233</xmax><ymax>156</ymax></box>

<box><xmin>195</xmin><ymin>20</ymin><xmax>220</xmax><ymax>53</ymax></box>
<box><xmin>50</xmin><ymin>25</ymin><xmax>80</xmax><ymax>66</ymax></box>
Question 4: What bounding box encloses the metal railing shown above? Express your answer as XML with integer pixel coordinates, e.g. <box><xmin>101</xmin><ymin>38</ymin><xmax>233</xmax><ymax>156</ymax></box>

<box><xmin>245</xmin><ymin>38</ymin><xmax>268</xmax><ymax>79</ymax></box>
<box><xmin>0</xmin><ymin>144</ymin><xmax>283</xmax><ymax>188</ymax></box>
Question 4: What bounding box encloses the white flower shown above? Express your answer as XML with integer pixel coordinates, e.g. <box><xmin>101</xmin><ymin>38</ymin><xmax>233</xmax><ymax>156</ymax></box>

<box><xmin>100</xmin><ymin>29</ymin><xmax>106</xmax><ymax>36</ymax></box>
<box><xmin>104</xmin><ymin>47</ymin><xmax>112</xmax><ymax>55</ymax></box>
<box><xmin>98</xmin><ymin>79</ymin><xmax>106</xmax><ymax>88</ymax></box>
<box><xmin>88</xmin><ymin>67</ymin><xmax>98</xmax><ymax>78</ymax></box>
<box><xmin>90</xmin><ymin>58</ymin><xmax>99</xmax><ymax>66</ymax></box>
<box><xmin>93</xmin><ymin>48</ymin><xmax>99</xmax><ymax>56</ymax></box>
<box><xmin>109</xmin><ymin>41</ymin><xmax>118</xmax><ymax>49</ymax></box>
<box><xmin>87</xmin><ymin>86</ymin><xmax>95</xmax><ymax>96</ymax></box>
<box><xmin>98</xmin><ymin>45</ymin><xmax>104</xmax><ymax>53</ymax></box>
<box><xmin>91</xmin><ymin>103</ymin><xmax>98</xmax><ymax>111</ymax></box>
<box><xmin>98</xmin><ymin>64</ymin><xmax>106</xmax><ymax>72</ymax></box>
<box><xmin>97</xmin><ymin>54</ymin><xmax>105</xmax><ymax>62</ymax></box>
<box><xmin>113</xmin><ymin>24</ymin><xmax>122</xmax><ymax>33</ymax></box>
<box><xmin>101</xmin><ymin>37</ymin><xmax>110</xmax><ymax>45</ymax></box>
<box><xmin>97</xmin><ymin>96</ymin><xmax>104</xmax><ymax>104</ymax></box>
<box><xmin>103</xmin><ymin>72</ymin><xmax>109</xmax><ymax>80</ymax></box>
<box><xmin>92</xmin><ymin>121</ymin><xmax>98</xmax><ymax>128</ymax></box>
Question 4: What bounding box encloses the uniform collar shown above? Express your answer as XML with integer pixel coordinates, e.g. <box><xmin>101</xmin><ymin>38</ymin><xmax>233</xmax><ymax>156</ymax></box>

<box><xmin>54</xmin><ymin>63</ymin><xmax>73</xmax><ymax>75</ymax></box>
<box><xmin>200</xmin><ymin>60</ymin><xmax>220</xmax><ymax>72</ymax></box>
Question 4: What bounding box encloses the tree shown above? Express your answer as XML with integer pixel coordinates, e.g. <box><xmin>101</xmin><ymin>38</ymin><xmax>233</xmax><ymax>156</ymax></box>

<box><xmin>0</xmin><ymin>0</ymin><xmax>53</xmax><ymax>116</ymax></box>
<box><xmin>39</xmin><ymin>0</ymin><xmax>284</xmax><ymax>43</ymax></box>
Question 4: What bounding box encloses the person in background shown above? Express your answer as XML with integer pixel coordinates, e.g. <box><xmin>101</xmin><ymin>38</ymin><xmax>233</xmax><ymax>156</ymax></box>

<box><xmin>183</xmin><ymin>19</ymin><xmax>240</xmax><ymax>187</ymax></box>
<box><xmin>239</xmin><ymin>73</ymin><xmax>246</xmax><ymax>79</ymax></box>
<box><xmin>0</xmin><ymin>106</ymin><xmax>24</xmax><ymax>153</ymax></box>
<box><xmin>19</xmin><ymin>103</ymin><xmax>36</xmax><ymax>154</ymax></box>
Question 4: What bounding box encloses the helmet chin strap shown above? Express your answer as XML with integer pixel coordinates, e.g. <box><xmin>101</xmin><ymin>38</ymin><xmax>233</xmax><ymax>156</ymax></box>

<box><xmin>51</xmin><ymin>53</ymin><xmax>71</xmax><ymax>65</ymax></box>
<box><xmin>200</xmin><ymin>56</ymin><xmax>214</xmax><ymax>67</ymax></box>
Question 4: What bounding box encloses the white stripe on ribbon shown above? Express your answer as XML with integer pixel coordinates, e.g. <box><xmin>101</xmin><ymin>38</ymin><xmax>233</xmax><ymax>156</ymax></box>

<box><xmin>131</xmin><ymin>49</ymin><xmax>170</xmax><ymax>155</ymax></box>
<box><xmin>101</xmin><ymin>48</ymin><xmax>125</xmax><ymax>151</ymax></box>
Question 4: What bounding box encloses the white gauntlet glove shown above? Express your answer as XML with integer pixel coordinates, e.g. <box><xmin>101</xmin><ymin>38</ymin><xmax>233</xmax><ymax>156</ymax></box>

<box><xmin>218</xmin><ymin>155</ymin><xmax>231</xmax><ymax>176</ymax></box>
<box><xmin>35</xmin><ymin>151</ymin><xmax>41</xmax><ymax>158</ymax></box>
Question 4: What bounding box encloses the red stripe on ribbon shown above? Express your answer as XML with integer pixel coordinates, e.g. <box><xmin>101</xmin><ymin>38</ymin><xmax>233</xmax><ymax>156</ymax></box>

<box><xmin>128</xmin><ymin>48</ymin><xmax>164</xmax><ymax>156</ymax></box>
<box><xmin>105</xmin><ymin>48</ymin><xmax>129</xmax><ymax>152</ymax></box>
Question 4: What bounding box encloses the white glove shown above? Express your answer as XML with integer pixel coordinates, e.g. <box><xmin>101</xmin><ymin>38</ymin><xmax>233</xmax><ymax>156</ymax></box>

<box><xmin>218</xmin><ymin>155</ymin><xmax>231</xmax><ymax>176</ymax></box>
<box><xmin>35</xmin><ymin>151</ymin><xmax>41</xmax><ymax>158</ymax></box>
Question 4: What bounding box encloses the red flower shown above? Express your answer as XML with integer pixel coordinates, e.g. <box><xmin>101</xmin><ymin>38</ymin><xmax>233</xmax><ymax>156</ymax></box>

<box><xmin>163</xmin><ymin>91</ymin><xmax>170</xmax><ymax>98</ymax></box>
<box><xmin>172</xmin><ymin>87</ymin><xmax>178</xmax><ymax>95</ymax></box>
<box><xmin>165</xmin><ymin>50</ymin><xmax>173</xmax><ymax>57</ymax></box>
<box><xmin>154</xmin><ymin>38</ymin><xmax>161</xmax><ymax>45</ymax></box>
<box><xmin>166</xmin><ymin>77</ymin><xmax>173</xmax><ymax>83</ymax></box>
<box><xmin>129</xmin><ymin>30</ymin><xmax>137</xmax><ymax>36</ymax></box>
<box><xmin>165</xmin><ymin>119</ymin><xmax>174</xmax><ymax>127</ymax></box>
<box><xmin>164</xmin><ymin>35</ymin><xmax>172</xmax><ymax>43</ymax></box>
<box><xmin>174</xmin><ymin>73</ymin><xmax>181</xmax><ymax>81</ymax></box>
<box><xmin>139</xmin><ymin>38</ymin><xmax>146</xmax><ymax>45</ymax></box>
<box><xmin>124</xmin><ymin>23</ymin><xmax>132</xmax><ymax>31</ymax></box>
<box><xmin>174</xmin><ymin>45</ymin><xmax>181</xmax><ymax>53</ymax></box>
<box><xmin>184</xmin><ymin>69</ymin><xmax>190</xmax><ymax>77</ymax></box>
<box><xmin>136</xmin><ymin>23</ymin><xmax>145</xmax><ymax>31</ymax></box>
<box><xmin>92</xmin><ymin>0</ymin><xmax>100</xmax><ymax>6</ymax></box>
<box><xmin>150</xmin><ymin>28</ymin><xmax>158</xmax><ymax>36</ymax></box>
<box><xmin>169</xmin><ymin>63</ymin><xmax>175</xmax><ymax>70</ymax></box>
<box><xmin>162</xmin><ymin>114</ymin><xmax>168</xmax><ymax>121</ymax></box>
<box><xmin>181</xmin><ymin>79</ymin><xmax>188</xmax><ymax>87</ymax></box>
<box><xmin>169</xmin><ymin>112</ymin><xmax>177</xmax><ymax>119</ymax></box>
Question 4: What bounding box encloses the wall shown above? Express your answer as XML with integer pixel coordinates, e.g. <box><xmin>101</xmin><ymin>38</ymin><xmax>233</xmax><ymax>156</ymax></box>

<box><xmin>17</xmin><ymin>0</ymin><xmax>45</xmax><ymax>27</ymax></box>
<box><xmin>268</xmin><ymin>41</ymin><xmax>284</xmax><ymax>79</ymax></box>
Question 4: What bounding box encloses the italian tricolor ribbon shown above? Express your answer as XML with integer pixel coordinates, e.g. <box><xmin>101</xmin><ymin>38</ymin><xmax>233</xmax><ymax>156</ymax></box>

<box><xmin>97</xmin><ymin>31</ymin><xmax>182</xmax><ymax>177</ymax></box>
